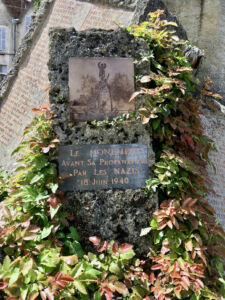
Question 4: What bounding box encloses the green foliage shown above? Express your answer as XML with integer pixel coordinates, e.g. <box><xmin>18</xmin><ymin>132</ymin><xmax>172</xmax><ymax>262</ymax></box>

<box><xmin>34</xmin><ymin>0</ymin><xmax>41</xmax><ymax>10</ymax></box>
<box><xmin>0</xmin><ymin>170</ymin><xmax>10</xmax><ymax>201</ymax></box>
<box><xmin>90</xmin><ymin>112</ymin><xmax>139</xmax><ymax>127</ymax></box>
<box><xmin>128</xmin><ymin>9</ymin><xmax>225</xmax><ymax>300</ymax></box>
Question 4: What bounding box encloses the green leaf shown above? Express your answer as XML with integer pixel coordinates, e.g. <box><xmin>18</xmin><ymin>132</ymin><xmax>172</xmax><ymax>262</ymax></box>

<box><xmin>152</xmin><ymin>118</ymin><xmax>161</xmax><ymax>130</ymax></box>
<box><xmin>71</xmin><ymin>262</ymin><xmax>83</xmax><ymax>278</ymax></box>
<box><xmin>65</xmin><ymin>240</ymin><xmax>84</xmax><ymax>258</ymax></box>
<box><xmin>216</xmin><ymin>262</ymin><xmax>224</xmax><ymax>277</ymax></box>
<box><xmin>132</xmin><ymin>286</ymin><xmax>147</xmax><ymax>297</ymax></box>
<box><xmin>3</xmin><ymin>256</ymin><xmax>11</xmax><ymax>271</ymax></box>
<box><xmin>40</xmin><ymin>225</ymin><xmax>53</xmax><ymax>239</ymax></box>
<box><xmin>109</xmin><ymin>262</ymin><xmax>122</xmax><ymax>275</ymax></box>
<box><xmin>85</xmin><ymin>266</ymin><xmax>102</xmax><ymax>276</ymax></box>
<box><xmin>22</xmin><ymin>259</ymin><xmax>33</xmax><ymax>276</ymax></box>
<box><xmin>50</xmin><ymin>204</ymin><xmax>61</xmax><ymax>219</ymax></box>
<box><xmin>93</xmin><ymin>291</ymin><xmax>102</xmax><ymax>300</ymax></box>
<box><xmin>21</xmin><ymin>285</ymin><xmax>29</xmax><ymax>300</ymax></box>
<box><xmin>219</xmin><ymin>278</ymin><xmax>225</xmax><ymax>285</ymax></box>
<box><xmin>152</xmin><ymin>59</ymin><xmax>166</xmax><ymax>71</ymax></box>
<box><xmin>74</xmin><ymin>280</ymin><xmax>87</xmax><ymax>295</ymax></box>
<box><xmin>140</xmin><ymin>227</ymin><xmax>151</xmax><ymax>236</ymax></box>
<box><xmin>30</xmin><ymin>173</ymin><xmax>44</xmax><ymax>184</ymax></box>
<box><xmin>68</xmin><ymin>227</ymin><xmax>81</xmax><ymax>241</ymax></box>
<box><xmin>80</xmin><ymin>295</ymin><xmax>90</xmax><ymax>300</ymax></box>
<box><xmin>120</xmin><ymin>249</ymin><xmax>135</xmax><ymax>260</ymax></box>
<box><xmin>151</xmin><ymin>216</ymin><xmax>158</xmax><ymax>229</ymax></box>
<box><xmin>9</xmin><ymin>267</ymin><xmax>20</xmax><ymax>286</ymax></box>
<box><xmin>50</xmin><ymin>183</ymin><xmax>58</xmax><ymax>194</ymax></box>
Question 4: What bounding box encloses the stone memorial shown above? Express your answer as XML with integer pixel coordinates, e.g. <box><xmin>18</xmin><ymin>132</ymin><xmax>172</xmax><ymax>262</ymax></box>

<box><xmin>69</xmin><ymin>57</ymin><xmax>134</xmax><ymax>121</ymax></box>
<box><xmin>59</xmin><ymin>144</ymin><xmax>148</xmax><ymax>191</ymax></box>
<box><xmin>49</xmin><ymin>28</ymin><xmax>157</xmax><ymax>250</ymax></box>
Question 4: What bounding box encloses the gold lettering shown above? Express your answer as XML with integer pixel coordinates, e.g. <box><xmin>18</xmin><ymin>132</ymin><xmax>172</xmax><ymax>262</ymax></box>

<box><xmin>94</xmin><ymin>169</ymin><xmax>107</xmax><ymax>176</ymax></box>
<box><xmin>73</xmin><ymin>169</ymin><xmax>87</xmax><ymax>176</ymax></box>
<box><xmin>70</xmin><ymin>150</ymin><xmax>79</xmax><ymax>157</ymax></box>
<box><xmin>62</xmin><ymin>160</ymin><xmax>68</xmax><ymax>166</ymax></box>
<box><xmin>92</xmin><ymin>178</ymin><xmax>108</xmax><ymax>185</ymax></box>
<box><xmin>87</xmin><ymin>159</ymin><xmax>96</xmax><ymax>166</ymax></box>
<box><xmin>114</xmin><ymin>168</ymin><xmax>120</xmax><ymax>175</ymax></box>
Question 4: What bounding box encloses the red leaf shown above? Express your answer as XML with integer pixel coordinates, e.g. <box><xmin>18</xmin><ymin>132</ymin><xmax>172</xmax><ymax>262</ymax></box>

<box><xmin>55</xmin><ymin>272</ymin><xmax>61</xmax><ymax>280</ymax></box>
<box><xmin>44</xmin><ymin>86</ymin><xmax>50</xmax><ymax>92</ymax></box>
<box><xmin>149</xmin><ymin>272</ymin><xmax>156</xmax><ymax>283</ymax></box>
<box><xmin>98</xmin><ymin>241</ymin><xmax>109</xmax><ymax>252</ymax></box>
<box><xmin>151</xmin><ymin>264</ymin><xmax>162</xmax><ymax>271</ymax></box>
<box><xmin>0</xmin><ymin>282</ymin><xmax>7</xmax><ymax>289</ymax></box>
<box><xmin>174</xmin><ymin>285</ymin><xmax>182</xmax><ymax>294</ymax></box>
<box><xmin>55</xmin><ymin>280</ymin><xmax>67</xmax><ymax>289</ymax></box>
<box><xmin>129</xmin><ymin>91</ymin><xmax>141</xmax><ymax>102</ymax></box>
<box><xmin>40</xmin><ymin>291</ymin><xmax>47</xmax><ymax>300</ymax></box>
<box><xmin>119</xmin><ymin>243</ymin><xmax>133</xmax><ymax>253</ymax></box>
<box><xmin>181</xmin><ymin>278</ymin><xmax>189</xmax><ymax>291</ymax></box>
<box><xmin>32</xmin><ymin>108</ymin><xmax>44</xmax><ymax>114</ymax></box>
<box><xmin>64</xmin><ymin>255</ymin><xmax>78</xmax><ymax>265</ymax></box>
<box><xmin>60</xmin><ymin>274</ymin><xmax>74</xmax><ymax>282</ymax></box>
<box><xmin>48</xmin><ymin>196</ymin><xmax>60</xmax><ymax>209</ymax></box>
<box><xmin>183</xmin><ymin>134</ymin><xmax>194</xmax><ymax>149</ymax></box>
<box><xmin>112</xmin><ymin>242</ymin><xmax>119</xmax><ymax>256</ymax></box>
<box><xmin>196</xmin><ymin>278</ymin><xmax>204</xmax><ymax>289</ymax></box>
<box><xmin>89</xmin><ymin>236</ymin><xmax>101</xmax><ymax>246</ymax></box>
<box><xmin>28</xmin><ymin>225</ymin><xmax>41</xmax><ymax>233</ymax></box>
<box><xmin>182</xmin><ymin>276</ymin><xmax>190</xmax><ymax>288</ymax></box>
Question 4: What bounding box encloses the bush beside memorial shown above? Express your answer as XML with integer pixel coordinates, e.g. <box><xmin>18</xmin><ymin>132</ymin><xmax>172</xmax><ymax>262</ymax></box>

<box><xmin>0</xmin><ymin>11</ymin><xmax>224</xmax><ymax>300</ymax></box>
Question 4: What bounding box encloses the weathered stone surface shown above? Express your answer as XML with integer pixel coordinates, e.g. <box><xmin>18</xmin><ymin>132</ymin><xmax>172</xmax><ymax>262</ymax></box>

<box><xmin>201</xmin><ymin>109</ymin><xmax>225</xmax><ymax>230</ymax></box>
<box><xmin>163</xmin><ymin>0</ymin><xmax>225</xmax><ymax>103</ymax></box>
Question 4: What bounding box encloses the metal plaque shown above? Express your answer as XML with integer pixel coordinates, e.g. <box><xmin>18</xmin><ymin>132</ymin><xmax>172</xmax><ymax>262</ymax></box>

<box><xmin>69</xmin><ymin>57</ymin><xmax>135</xmax><ymax>121</ymax></box>
<box><xmin>59</xmin><ymin>144</ymin><xmax>148</xmax><ymax>191</ymax></box>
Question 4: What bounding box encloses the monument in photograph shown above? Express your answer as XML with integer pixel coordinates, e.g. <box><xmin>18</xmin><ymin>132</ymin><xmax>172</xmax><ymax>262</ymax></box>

<box><xmin>69</xmin><ymin>57</ymin><xmax>135</xmax><ymax>121</ymax></box>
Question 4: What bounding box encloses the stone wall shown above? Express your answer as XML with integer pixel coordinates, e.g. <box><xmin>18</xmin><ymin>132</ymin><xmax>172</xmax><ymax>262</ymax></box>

<box><xmin>48</xmin><ymin>28</ymin><xmax>157</xmax><ymax>252</ymax></box>
<box><xmin>163</xmin><ymin>0</ymin><xmax>225</xmax><ymax>103</ymax></box>
<box><xmin>201</xmin><ymin>110</ymin><xmax>225</xmax><ymax>229</ymax></box>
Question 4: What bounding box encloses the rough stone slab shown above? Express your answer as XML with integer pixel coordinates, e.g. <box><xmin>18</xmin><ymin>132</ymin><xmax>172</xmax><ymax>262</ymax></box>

<box><xmin>49</xmin><ymin>28</ymin><xmax>157</xmax><ymax>251</ymax></box>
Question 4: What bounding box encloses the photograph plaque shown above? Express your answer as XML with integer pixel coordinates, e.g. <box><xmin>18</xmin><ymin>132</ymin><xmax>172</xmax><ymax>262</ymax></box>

<box><xmin>69</xmin><ymin>57</ymin><xmax>135</xmax><ymax>121</ymax></box>
<box><xmin>59</xmin><ymin>144</ymin><xmax>148</xmax><ymax>191</ymax></box>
